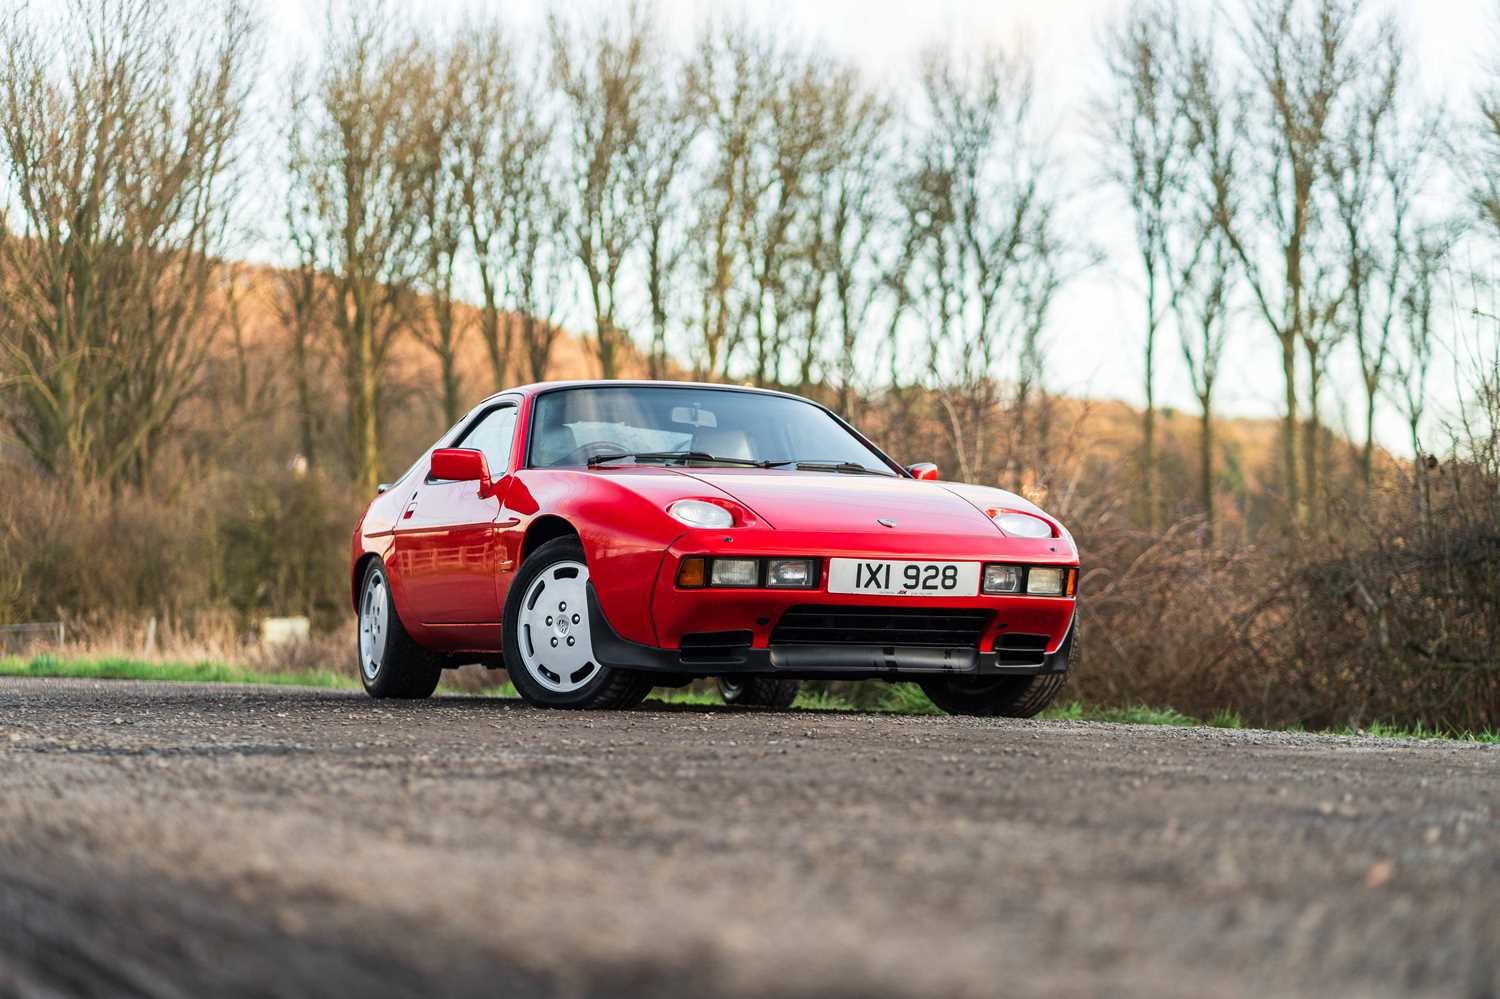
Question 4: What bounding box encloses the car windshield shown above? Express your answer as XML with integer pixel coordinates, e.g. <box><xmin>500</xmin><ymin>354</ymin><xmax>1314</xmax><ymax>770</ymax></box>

<box><xmin>528</xmin><ymin>386</ymin><xmax>897</xmax><ymax>475</ymax></box>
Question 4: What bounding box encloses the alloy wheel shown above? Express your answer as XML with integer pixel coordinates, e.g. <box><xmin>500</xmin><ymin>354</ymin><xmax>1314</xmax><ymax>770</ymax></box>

<box><xmin>516</xmin><ymin>560</ymin><xmax>599</xmax><ymax>693</ymax></box>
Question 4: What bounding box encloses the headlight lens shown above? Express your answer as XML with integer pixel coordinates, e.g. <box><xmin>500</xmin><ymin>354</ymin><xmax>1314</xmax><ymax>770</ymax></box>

<box><xmin>668</xmin><ymin>499</ymin><xmax>734</xmax><ymax>529</ymax></box>
<box><xmin>982</xmin><ymin>564</ymin><xmax>1021</xmax><ymax>593</ymax></box>
<box><xmin>709</xmin><ymin>558</ymin><xmax>759</xmax><ymax>586</ymax></box>
<box><xmin>994</xmin><ymin>511</ymin><xmax>1054</xmax><ymax>539</ymax></box>
<box><xmin>767</xmin><ymin>558</ymin><xmax>815</xmax><ymax>588</ymax></box>
<box><xmin>1027</xmin><ymin>567</ymin><xmax>1065</xmax><ymax>595</ymax></box>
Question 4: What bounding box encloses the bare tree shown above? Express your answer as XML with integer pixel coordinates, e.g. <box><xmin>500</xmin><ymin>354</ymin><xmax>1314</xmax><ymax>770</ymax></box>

<box><xmin>1391</xmin><ymin>226</ymin><xmax>1450</xmax><ymax>522</ymax></box>
<box><xmin>0</xmin><ymin>0</ymin><xmax>256</xmax><ymax>488</ymax></box>
<box><xmin>1324</xmin><ymin>21</ymin><xmax>1419</xmax><ymax>486</ymax></box>
<box><xmin>286</xmin><ymin>3</ymin><xmax>426</xmax><ymax>493</ymax></box>
<box><xmin>408</xmin><ymin>39</ymin><xmax>470</xmax><ymax>425</ymax></box>
<box><xmin>1176</xmin><ymin>23</ymin><xmax>1245</xmax><ymax>543</ymax></box>
<box><xmin>738</xmin><ymin>47</ymin><xmax>843</xmax><ymax>386</ymax></box>
<box><xmin>894</xmin><ymin>45</ymin><xmax>1062</xmax><ymax>484</ymax></box>
<box><xmin>456</xmin><ymin>25</ymin><xmax>566</xmax><ymax>389</ymax></box>
<box><xmin>1214</xmin><ymin>0</ymin><xmax>1363</xmax><ymax>528</ymax></box>
<box><xmin>629</xmin><ymin>48</ymin><xmax>699</xmax><ymax>379</ymax></box>
<box><xmin>270</xmin><ymin>216</ymin><xmax>327</xmax><ymax>468</ymax></box>
<box><xmin>1097</xmin><ymin>0</ymin><xmax>1192</xmax><ymax>531</ymax></box>
<box><xmin>684</xmin><ymin>19</ymin><xmax>779</xmax><ymax>380</ymax></box>
<box><xmin>782</xmin><ymin>61</ymin><xmax>887</xmax><ymax>395</ymax></box>
<box><xmin>550</xmin><ymin>2</ymin><xmax>653</xmax><ymax>378</ymax></box>
<box><xmin>818</xmin><ymin>75</ymin><xmax>891</xmax><ymax>414</ymax></box>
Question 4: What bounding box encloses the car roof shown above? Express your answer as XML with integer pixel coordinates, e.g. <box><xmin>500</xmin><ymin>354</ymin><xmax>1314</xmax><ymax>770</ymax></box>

<box><xmin>476</xmin><ymin>379</ymin><xmax>817</xmax><ymax>408</ymax></box>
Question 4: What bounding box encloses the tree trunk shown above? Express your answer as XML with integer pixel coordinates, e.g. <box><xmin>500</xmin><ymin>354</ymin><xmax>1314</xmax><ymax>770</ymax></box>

<box><xmin>1278</xmin><ymin>331</ymin><xmax>1300</xmax><ymax>528</ymax></box>
<box><xmin>1199</xmin><ymin>388</ymin><xmax>1215</xmax><ymax>546</ymax></box>
<box><xmin>292</xmin><ymin>313</ymin><xmax>317</xmax><ymax>468</ymax></box>
<box><xmin>478</xmin><ymin>301</ymin><xmax>506</xmax><ymax>392</ymax></box>
<box><xmin>1142</xmin><ymin>274</ymin><xmax>1159</xmax><ymax>532</ymax></box>
<box><xmin>440</xmin><ymin>349</ymin><xmax>461</xmax><ymax>426</ymax></box>
<box><xmin>595</xmin><ymin>319</ymin><xmax>618</xmax><ymax>378</ymax></box>
<box><xmin>352</xmin><ymin>322</ymin><xmax>380</xmax><ymax>496</ymax></box>
<box><xmin>1303</xmin><ymin>346</ymin><xmax>1321</xmax><ymax>524</ymax></box>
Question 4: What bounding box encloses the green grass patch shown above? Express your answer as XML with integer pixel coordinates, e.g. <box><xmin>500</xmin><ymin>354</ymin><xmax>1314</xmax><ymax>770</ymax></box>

<box><xmin>1041</xmin><ymin>701</ymin><xmax>1198</xmax><ymax>726</ymax></box>
<box><xmin>1208</xmin><ymin>707</ymin><xmax>1247</xmax><ymax>729</ymax></box>
<box><xmin>874</xmin><ymin>682</ymin><xmax>944</xmax><ymax>715</ymax></box>
<box><xmin>648</xmin><ymin>687</ymin><xmax>724</xmax><ymax>707</ymax></box>
<box><xmin>3</xmin><ymin>654</ymin><xmax>1495</xmax><ymax>743</ymax></box>
<box><xmin>1332</xmin><ymin>720</ymin><xmax>1500</xmax><ymax>745</ymax></box>
<box><xmin>1</xmin><ymin>654</ymin><xmax>360</xmax><ymax>689</ymax></box>
<box><xmin>791</xmin><ymin>688</ymin><xmax>859</xmax><ymax>712</ymax></box>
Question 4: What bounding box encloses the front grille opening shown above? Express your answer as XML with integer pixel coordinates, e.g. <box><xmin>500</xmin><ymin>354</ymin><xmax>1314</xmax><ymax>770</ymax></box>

<box><xmin>679</xmin><ymin>630</ymin><xmax>754</xmax><ymax>663</ymax></box>
<box><xmin>992</xmin><ymin>633</ymin><xmax>1049</xmax><ymax>666</ymax></box>
<box><xmin>770</xmin><ymin>606</ymin><xmax>992</xmax><ymax>648</ymax></box>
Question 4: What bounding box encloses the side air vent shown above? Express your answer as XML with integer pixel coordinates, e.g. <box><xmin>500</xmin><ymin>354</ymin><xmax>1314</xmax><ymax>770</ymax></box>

<box><xmin>992</xmin><ymin>633</ymin><xmax>1050</xmax><ymax>667</ymax></box>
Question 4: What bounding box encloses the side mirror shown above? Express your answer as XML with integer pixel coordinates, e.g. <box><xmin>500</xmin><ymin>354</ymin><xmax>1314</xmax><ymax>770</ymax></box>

<box><xmin>430</xmin><ymin>448</ymin><xmax>493</xmax><ymax>495</ymax></box>
<box><xmin>907</xmin><ymin>462</ymin><xmax>939</xmax><ymax>481</ymax></box>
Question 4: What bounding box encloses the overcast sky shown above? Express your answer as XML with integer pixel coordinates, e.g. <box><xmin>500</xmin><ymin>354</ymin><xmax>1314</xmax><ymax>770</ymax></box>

<box><xmin>263</xmin><ymin>0</ymin><xmax>1498</xmax><ymax>448</ymax></box>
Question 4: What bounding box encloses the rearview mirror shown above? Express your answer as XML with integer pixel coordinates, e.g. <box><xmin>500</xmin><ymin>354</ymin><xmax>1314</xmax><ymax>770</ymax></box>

<box><xmin>907</xmin><ymin>462</ymin><xmax>939</xmax><ymax>481</ymax></box>
<box><xmin>430</xmin><ymin>448</ymin><xmax>493</xmax><ymax>495</ymax></box>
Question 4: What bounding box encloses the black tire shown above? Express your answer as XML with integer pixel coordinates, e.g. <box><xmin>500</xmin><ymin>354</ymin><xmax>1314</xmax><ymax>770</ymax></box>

<box><xmin>356</xmin><ymin>559</ymin><xmax>442</xmax><ymax>699</ymax></box>
<box><xmin>717</xmin><ymin>676</ymin><xmax>800</xmax><ymax>708</ymax></box>
<box><xmin>919</xmin><ymin>624</ymin><xmax>1078</xmax><ymax>718</ymax></box>
<box><xmin>502</xmin><ymin>536</ymin><xmax>653</xmax><ymax>710</ymax></box>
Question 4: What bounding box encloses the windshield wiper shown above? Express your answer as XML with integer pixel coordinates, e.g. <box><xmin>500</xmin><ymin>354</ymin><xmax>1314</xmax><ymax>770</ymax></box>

<box><xmin>587</xmin><ymin>450</ymin><xmax>761</xmax><ymax>467</ymax></box>
<box><xmin>760</xmin><ymin>458</ymin><xmax>886</xmax><ymax>475</ymax></box>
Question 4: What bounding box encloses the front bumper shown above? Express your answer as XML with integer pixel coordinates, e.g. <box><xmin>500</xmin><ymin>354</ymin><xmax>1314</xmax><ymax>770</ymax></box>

<box><xmin>586</xmin><ymin>582</ymin><xmax>1076</xmax><ymax>681</ymax></box>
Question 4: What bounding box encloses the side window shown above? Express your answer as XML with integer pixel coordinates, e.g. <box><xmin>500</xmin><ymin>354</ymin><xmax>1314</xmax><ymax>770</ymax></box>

<box><xmin>456</xmin><ymin>406</ymin><xmax>518</xmax><ymax>476</ymax></box>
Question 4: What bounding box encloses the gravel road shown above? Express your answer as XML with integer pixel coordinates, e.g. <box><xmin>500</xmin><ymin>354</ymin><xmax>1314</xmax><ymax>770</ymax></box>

<box><xmin>0</xmin><ymin>677</ymin><xmax>1495</xmax><ymax>998</ymax></box>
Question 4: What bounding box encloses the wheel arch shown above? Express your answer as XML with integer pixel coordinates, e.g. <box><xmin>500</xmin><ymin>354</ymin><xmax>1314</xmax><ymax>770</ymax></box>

<box><xmin>521</xmin><ymin>514</ymin><xmax>582</xmax><ymax>564</ymax></box>
<box><xmin>352</xmin><ymin>551</ymin><xmax>381</xmax><ymax>611</ymax></box>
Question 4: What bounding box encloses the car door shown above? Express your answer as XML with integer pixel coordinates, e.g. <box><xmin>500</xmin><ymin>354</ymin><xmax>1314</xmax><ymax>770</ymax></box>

<box><xmin>391</xmin><ymin>403</ymin><xmax>519</xmax><ymax>649</ymax></box>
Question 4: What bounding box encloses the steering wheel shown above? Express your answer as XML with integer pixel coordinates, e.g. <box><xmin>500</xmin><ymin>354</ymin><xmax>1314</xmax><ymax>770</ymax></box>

<box><xmin>558</xmin><ymin>440</ymin><xmax>630</xmax><ymax>466</ymax></box>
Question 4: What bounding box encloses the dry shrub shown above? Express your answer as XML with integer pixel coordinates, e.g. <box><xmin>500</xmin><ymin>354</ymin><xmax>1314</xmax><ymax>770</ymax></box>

<box><xmin>5</xmin><ymin>464</ymin><xmax>359</xmax><ymax>641</ymax></box>
<box><xmin>1070</xmin><ymin>468</ymin><xmax>1500</xmax><ymax>732</ymax></box>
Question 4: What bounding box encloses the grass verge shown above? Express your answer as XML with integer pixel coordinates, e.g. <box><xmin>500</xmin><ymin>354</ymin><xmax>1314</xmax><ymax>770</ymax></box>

<box><xmin>2</xmin><ymin>655</ymin><xmax>1495</xmax><ymax>744</ymax></box>
<box><xmin>1</xmin><ymin>654</ymin><xmax>361</xmax><ymax>689</ymax></box>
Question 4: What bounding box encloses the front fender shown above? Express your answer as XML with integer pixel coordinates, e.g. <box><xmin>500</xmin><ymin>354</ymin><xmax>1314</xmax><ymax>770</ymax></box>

<box><xmin>511</xmin><ymin>470</ymin><xmax>697</xmax><ymax>647</ymax></box>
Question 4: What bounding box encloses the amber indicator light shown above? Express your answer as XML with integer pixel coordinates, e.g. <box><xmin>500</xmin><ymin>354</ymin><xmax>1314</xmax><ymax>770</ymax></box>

<box><xmin>677</xmin><ymin>557</ymin><xmax>706</xmax><ymax>588</ymax></box>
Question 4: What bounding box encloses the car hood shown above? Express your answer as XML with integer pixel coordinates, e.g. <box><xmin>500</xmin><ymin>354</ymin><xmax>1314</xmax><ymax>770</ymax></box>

<box><xmin>672</xmin><ymin>468</ymin><xmax>1029</xmax><ymax>537</ymax></box>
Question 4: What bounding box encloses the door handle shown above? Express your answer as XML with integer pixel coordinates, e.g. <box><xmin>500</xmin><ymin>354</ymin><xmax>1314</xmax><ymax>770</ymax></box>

<box><xmin>402</xmin><ymin>497</ymin><xmax>419</xmax><ymax>519</ymax></box>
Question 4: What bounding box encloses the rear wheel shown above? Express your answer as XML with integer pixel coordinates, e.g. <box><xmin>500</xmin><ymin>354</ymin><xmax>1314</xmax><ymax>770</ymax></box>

<box><xmin>502</xmin><ymin>537</ymin><xmax>653</xmax><ymax>710</ymax></box>
<box><xmin>357</xmin><ymin>560</ymin><xmax>442</xmax><ymax>699</ymax></box>
<box><xmin>717</xmin><ymin>676</ymin><xmax>800</xmax><ymax>708</ymax></box>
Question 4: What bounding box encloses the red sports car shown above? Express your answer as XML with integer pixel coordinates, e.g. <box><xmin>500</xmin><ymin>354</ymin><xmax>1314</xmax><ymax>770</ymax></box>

<box><xmin>351</xmin><ymin>381</ymin><xmax>1079</xmax><ymax>715</ymax></box>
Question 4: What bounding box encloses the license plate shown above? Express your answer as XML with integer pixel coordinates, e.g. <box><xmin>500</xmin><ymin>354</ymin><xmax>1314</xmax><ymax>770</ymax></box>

<box><xmin>827</xmin><ymin>559</ymin><xmax>979</xmax><ymax>597</ymax></box>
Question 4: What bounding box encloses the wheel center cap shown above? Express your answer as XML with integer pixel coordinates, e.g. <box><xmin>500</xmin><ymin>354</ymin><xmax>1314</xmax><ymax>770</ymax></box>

<box><xmin>556</xmin><ymin>616</ymin><xmax>570</xmax><ymax>636</ymax></box>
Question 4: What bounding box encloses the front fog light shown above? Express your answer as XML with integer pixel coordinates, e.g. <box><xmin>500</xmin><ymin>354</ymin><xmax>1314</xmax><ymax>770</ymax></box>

<box><xmin>1027</xmin><ymin>567</ymin><xmax>1065</xmax><ymax>595</ymax></box>
<box><xmin>710</xmin><ymin>558</ymin><xmax>759</xmax><ymax>587</ymax></box>
<box><xmin>767</xmin><ymin>558</ymin><xmax>815</xmax><ymax>588</ymax></box>
<box><xmin>982</xmin><ymin>564</ymin><xmax>1021</xmax><ymax>593</ymax></box>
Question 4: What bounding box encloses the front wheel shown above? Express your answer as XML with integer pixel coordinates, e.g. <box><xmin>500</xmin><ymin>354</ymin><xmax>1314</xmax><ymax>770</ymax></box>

<box><xmin>357</xmin><ymin>559</ymin><xmax>442</xmax><ymax>699</ymax></box>
<box><xmin>920</xmin><ymin>626</ymin><xmax>1077</xmax><ymax>717</ymax></box>
<box><xmin>717</xmin><ymin>676</ymin><xmax>800</xmax><ymax>708</ymax></box>
<box><xmin>502</xmin><ymin>537</ymin><xmax>653</xmax><ymax>710</ymax></box>
<box><xmin>918</xmin><ymin>673</ymin><xmax>1066</xmax><ymax>718</ymax></box>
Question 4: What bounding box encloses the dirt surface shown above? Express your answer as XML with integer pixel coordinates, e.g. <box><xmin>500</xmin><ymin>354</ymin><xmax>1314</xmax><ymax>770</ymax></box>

<box><xmin>0</xmin><ymin>677</ymin><xmax>1495</xmax><ymax>999</ymax></box>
